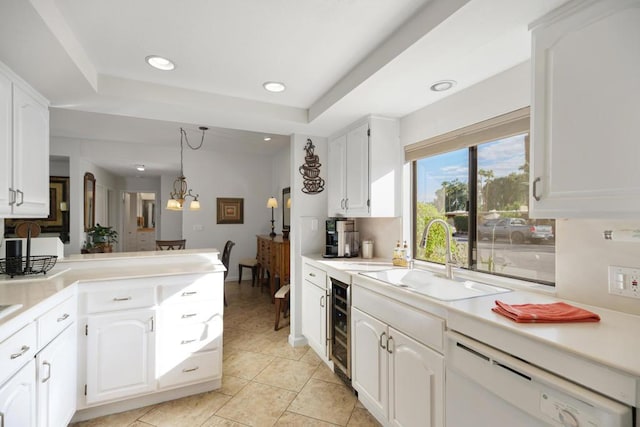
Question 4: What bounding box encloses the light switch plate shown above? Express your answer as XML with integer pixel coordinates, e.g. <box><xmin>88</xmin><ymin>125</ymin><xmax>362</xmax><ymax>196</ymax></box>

<box><xmin>608</xmin><ymin>265</ymin><xmax>640</xmax><ymax>299</ymax></box>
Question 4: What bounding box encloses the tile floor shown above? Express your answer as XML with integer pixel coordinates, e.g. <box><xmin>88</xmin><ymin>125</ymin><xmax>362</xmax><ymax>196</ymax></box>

<box><xmin>71</xmin><ymin>280</ymin><xmax>381</xmax><ymax>427</ymax></box>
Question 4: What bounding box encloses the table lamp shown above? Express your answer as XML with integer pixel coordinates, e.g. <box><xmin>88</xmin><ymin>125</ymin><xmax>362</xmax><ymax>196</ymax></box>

<box><xmin>266</xmin><ymin>197</ymin><xmax>278</xmax><ymax>237</ymax></box>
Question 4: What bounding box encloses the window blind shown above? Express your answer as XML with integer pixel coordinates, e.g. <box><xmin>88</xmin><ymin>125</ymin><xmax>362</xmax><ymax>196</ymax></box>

<box><xmin>404</xmin><ymin>107</ymin><xmax>530</xmax><ymax>162</ymax></box>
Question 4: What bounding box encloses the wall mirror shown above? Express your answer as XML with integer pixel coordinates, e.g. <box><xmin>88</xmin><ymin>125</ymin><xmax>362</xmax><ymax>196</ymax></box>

<box><xmin>282</xmin><ymin>187</ymin><xmax>291</xmax><ymax>231</ymax></box>
<box><xmin>84</xmin><ymin>172</ymin><xmax>96</xmax><ymax>231</ymax></box>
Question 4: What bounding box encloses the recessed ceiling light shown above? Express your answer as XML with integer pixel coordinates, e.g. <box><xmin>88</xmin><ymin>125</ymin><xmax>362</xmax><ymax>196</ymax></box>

<box><xmin>263</xmin><ymin>81</ymin><xmax>286</xmax><ymax>93</ymax></box>
<box><xmin>430</xmin><ymin>80</ymin><xmax>456</xmax><ymax>92</ymax></box>
<box><xmin>264</xmin><ymin>137</ymin><xmax>272</xmax><ymax>141</ymax></box>
<box><xmin>136</xmin><ymin>164</ymin><xmax>145</xmax><ymax>172</ymax></box>
<box><xmin>145</xmin><ymin>55</ymin><xmax>175</xmax><ymax>71</ymax></box>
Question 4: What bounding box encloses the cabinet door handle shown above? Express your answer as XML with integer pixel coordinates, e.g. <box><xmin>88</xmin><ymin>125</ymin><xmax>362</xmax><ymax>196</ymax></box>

<box><xmin>8</xmin><ymin>188</ymin><xmax>16</xmax><ymax>206</ymax></box>
<box><xmin>320</xmin><ymin>295</ymin><xmax>325</xmax><ymax>308</ymax></box>
<box><xmin>42</xmin><ymin>361</ymin><xmax>52</xmax><ymax>383</ymax></box>
<box><xmin>387</xmin><ymin>336</ymin><xmax>394</xmax><ymax>354</ymax></box>
<box><xmin>149</xmin><ymin>317</ymin><xmax>154</xmax><ymax>332</ymax></box>
<box><xmin>10</xmin><ymin>345</ymin><xmax>29</xmax><ymax>359</ymax></box>
<box><xmin>182</xmin><ymin>291</ymin><xmax>197</xmax><ymax>296</ymax></box>
<box><xmin>182</xmin><ymin>366</ymin><xmax>199</xmax><ymax>373</ymax></box>
<box><xmin>15</xmin><ymin>189</ymin><xmax>24</xmax><ymax>206</ymax></box>
<box><xmin>181</xmin><ymin>313</ymin><xmax>197</xmax><ymax>318</ymax></box>
<box><xmin>345</xmin><ymin>198</ymin><xmax>349</xmax><ymax>210</ymax></box>
<box><xmin>181</xmin><ymin>339</ymin><xmax>196</xmax><ymax>345</ymax></box>
<box><xmin>309</xmin><ymin>272</ymin><xmax>316</xmax><ymax>277</ymax></box>
<box><xmin>532</xmin><ymin>177</ymin><xmax>542</xmax><ymax>201</ymax></box>
<box><xmin>57</xmin><ymin>313</ymin><xmax>70</xmax><ymax>322</ymax></box>
<box><xmin>1</xmin><ymin>411</ymin><xmax>4</xmax><ymax>427</ymax></box>
<box><xmin>113</xmin><ymin>297</ymin><xmax>132</xmax><ymax>301</ymax></box>
<box><xmin>379</xmin><ymin>332</ymin><xmax>387</xmax><ymax>350</ymax></box>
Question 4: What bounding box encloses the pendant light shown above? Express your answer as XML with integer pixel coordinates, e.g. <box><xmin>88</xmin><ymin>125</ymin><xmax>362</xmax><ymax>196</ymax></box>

<box><xmin>166</xmin><ymin>126</ymin><xmax>208</xmax><ymax>211</ymax></box>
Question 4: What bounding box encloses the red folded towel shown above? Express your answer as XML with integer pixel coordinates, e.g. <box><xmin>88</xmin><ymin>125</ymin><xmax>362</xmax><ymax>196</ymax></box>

<box><xmin>492</xmin><ymin>300</ymin><xmax>600</xmax><ymax>323</ymax></box>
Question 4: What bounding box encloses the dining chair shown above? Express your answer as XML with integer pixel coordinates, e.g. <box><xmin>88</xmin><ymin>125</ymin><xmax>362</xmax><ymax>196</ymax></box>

<box><xmin>238</xmin><ymin>257</ymin><xmax>258</xmax><ymax>287</ymax></box>
<box><xmin>221</xmin><ymin>240</ymin><xmax>235</xmax><ymax>307</ymax></box>
<box><xmin>156</xmin><ymin>239</ymin><xmax>186</xmax><ymax>250</ymax></box>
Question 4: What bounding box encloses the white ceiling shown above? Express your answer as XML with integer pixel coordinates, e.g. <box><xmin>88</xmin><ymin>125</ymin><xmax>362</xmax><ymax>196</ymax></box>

<box><xmin>0</xmin><ymin>0</ymin><xmax>567</xmax><ymax>176</ymax></box>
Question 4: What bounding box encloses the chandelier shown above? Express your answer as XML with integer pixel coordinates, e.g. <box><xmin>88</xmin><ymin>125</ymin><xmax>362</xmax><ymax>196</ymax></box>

<box><xmin>166</xmin><ymin>126</ymin><xmax>208</xmax><ymax>211</ymax></box>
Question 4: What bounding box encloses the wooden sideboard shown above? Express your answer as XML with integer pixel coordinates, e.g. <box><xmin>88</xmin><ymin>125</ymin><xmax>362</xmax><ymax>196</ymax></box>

<box><xmin>256</xmin><ymin>235</ymin><xmax>290</xmax><ymax>303</ymax></box>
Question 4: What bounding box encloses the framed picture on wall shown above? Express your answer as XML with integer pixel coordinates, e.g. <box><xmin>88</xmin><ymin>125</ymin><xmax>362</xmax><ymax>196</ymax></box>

<box><xmin>216</xmin><ymin>198</ymin><xmax>244</xmax><ymax>224</ymax></box>
<box><xmin>4</xmin><ymin>176</ymin><xmax>70</xmax><ymax>236</ymax></box>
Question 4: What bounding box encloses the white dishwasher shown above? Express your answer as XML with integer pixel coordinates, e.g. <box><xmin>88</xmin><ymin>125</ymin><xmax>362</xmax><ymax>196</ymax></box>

<box><xmin>446</xmin><ymin>331</ymin><xmax>633</xmax><ymax>427</ymax></box>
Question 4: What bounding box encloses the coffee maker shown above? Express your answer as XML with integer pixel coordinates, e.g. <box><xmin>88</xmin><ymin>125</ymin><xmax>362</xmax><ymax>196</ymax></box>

<box><xmin>324</xmin><ymin>218</ymin><xmax>359</xmax><ymax>258</ymax></box>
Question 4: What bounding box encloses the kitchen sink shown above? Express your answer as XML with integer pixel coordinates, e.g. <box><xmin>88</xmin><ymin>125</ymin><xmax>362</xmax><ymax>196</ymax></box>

<box><xmin>359</xmin><ymin>268</ymin><xmax>511</xmax><ymax>301</ymax></box>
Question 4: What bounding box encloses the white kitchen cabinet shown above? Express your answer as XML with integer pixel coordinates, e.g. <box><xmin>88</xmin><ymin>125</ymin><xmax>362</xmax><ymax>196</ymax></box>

<box><xmin>301</xmin><ymin>263</ymin><xmax>329</xmax><ymax>361</ymax></box>
<box><xmin>0</xmin><ymin>359</ymin><xmax>37</xmax><ymax>427</ymax></box>
<box><xmin>37</xmin><ymin>323</ymin><xmax>77</xmax><ymax>427</ymax></box>
<box><xmin>327</xmin><ymin>116</ymin><xmax>401</xmax><ymax>218</ymax></box>
<box><xmin>0</xmin><ymin>61</ymin><xmax>49</xmax><ymax>217</ymax></box>
<box><xmin>85</xmin><ymin>308</ymin><xmax>156</xmax><ymax>404</ymax></box>
<box><xmin>156</xmin><ymin>276</ymin><xmax>224</xmax><ymax>390</ymax></box>
<box><xmin>529</xmin><ymin>0</ymin><xmax>640</xmax><ymax>218</ymax></box>
<box><xmin>351</xmin><ymin>283</ymin><xmax>444</xmax><ymax>427</ymax></box>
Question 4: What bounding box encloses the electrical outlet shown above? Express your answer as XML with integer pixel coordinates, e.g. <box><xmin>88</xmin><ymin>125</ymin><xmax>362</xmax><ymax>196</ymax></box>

<box><xmin>193</xmin><ymin>224</ymin><xmax>204</xmax><ymax>231</ymax></box>
<box><xmin>608</xmin><ymin>265</ymin><xmax>640</xmax><ymax>299</ymax></box>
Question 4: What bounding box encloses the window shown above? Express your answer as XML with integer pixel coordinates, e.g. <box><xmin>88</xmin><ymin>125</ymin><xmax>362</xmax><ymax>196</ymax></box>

<box><xmin>409</xmin><ymin>109</ymin><xmax>555</xmax><ymax>285</ymax></box>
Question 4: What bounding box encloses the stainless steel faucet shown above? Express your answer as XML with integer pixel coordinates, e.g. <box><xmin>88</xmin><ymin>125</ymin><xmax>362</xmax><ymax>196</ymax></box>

<box><xmin>419</xmin><ymin>218</ymin><xmax>455</xmax><ymax>279</ymax></box>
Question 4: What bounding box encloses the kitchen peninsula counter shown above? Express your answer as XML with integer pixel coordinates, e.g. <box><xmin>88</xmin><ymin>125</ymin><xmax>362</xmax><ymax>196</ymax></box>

<box><xmin>0</xmin><ymin>249</ymin><xmax>223</xmax><ymax>341</ymax></box>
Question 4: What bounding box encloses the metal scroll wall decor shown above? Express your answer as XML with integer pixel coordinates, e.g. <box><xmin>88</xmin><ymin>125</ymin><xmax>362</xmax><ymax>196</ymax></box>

<box><xmin>299</xmin><ymin>138</ymin><xmax>325</xmax><ymax>194</ymax></box>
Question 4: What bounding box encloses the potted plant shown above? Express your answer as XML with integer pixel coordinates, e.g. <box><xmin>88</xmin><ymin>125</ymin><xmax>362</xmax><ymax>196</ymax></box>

<box><xmin>87</xmin><ymin>224</ymin><xmax>118</xmax><ymax>252</ymax></box>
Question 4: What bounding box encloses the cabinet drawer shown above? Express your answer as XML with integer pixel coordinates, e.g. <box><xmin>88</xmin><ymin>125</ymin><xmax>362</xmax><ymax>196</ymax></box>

<box><xmin>0</xmin><ymin>322</ymin><xmax>37</xmax><ymax>385</ymax></box>
<box><xmin>160</xmin><ymin>315</ymin><xmax>222</xmax><ymax>355</ymax></box>
<box><xmin>85</xmin><ymin>286</ymin><xmax>155</xmax><ymax>313</ymax></box>
<box><xmin>158</xmin><ymin>349</ymin><xmax>221</xmax><ymax>389</ymax></box>
<box><xmin>303</xmin><ymin>263</ymin><xmax>327</xmax><ymax>289</ymax></box>
<box><xmin>37</xmin><ymin>296</ymin><xmax>76</xmax><ymax>348</ymax></box>
<box><xmin>353</xmin><ymin>285</ymin><xmax>444</xmax><ymax>353</ymax></box>
<box><xmin>160</xmin><ymin>302</ymin><xmax>219</xmax><ymax>326</ymax></box>
<box><xmin>159</xmin><ymin>277</ymin><xmax>221</xmax><ymax>306</ymax></box>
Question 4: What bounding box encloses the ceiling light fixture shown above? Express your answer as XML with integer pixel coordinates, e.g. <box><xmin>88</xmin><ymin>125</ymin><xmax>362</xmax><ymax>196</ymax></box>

<box><xmin>264</xmin><ymin>137</ymin><xmax>272</xmax><ymax>141</ymax></box>
<box><xmin>166</xmin><ymin>126</ymin><xmax>208</xmax><ymax>211</ymax></box>
<box><xmin>430</xmin><ymin>80</ymin><xmax>456</xmax><ymax>92</ymax></box>
<box><xmin>145</xmin><ymin>55</ymin><xmax>175</xmax><ymax>71</ymax></box>
<box><xmin>263</xmin><ymin>81</ymin><xmax>286</xmax><ymax>93</ymax></box>
<box><xmin>136</xmin><ymin>164</ymin><xmax>145</xmax><ymax>172</ymax></box>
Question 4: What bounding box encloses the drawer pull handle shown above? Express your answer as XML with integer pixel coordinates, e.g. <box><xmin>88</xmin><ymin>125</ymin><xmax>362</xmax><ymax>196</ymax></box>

<box><xmin>113</xmin><ymin>297</ymin><xmax>132</xmax><ymax>302</ymax></box>
<box><xmin>181</xmin><ymin>313</ymin><xmax>197</xmax><ymax>319</ymax></box>
<box><xmin>57</xmin><ymin>313</ymin><xmax>70</xmax><ymax>322</ymax></box>
<box><xmin>181</xmin><ymin>339</ymin><xmax>196</xmax><ymax>345</ymax></box>
<box><xmin>10</xmin><ymin>345</ymin><xmax>29</xmax><ymax>359</ymax></box>
<box><xmin>183</xmin><ymin>366</ymin><xmax>199</xmax><ymax>373</ymax></box>
<box><xmin>182</xmin><ymin>291</ymin><xmax>197</xmax><ymax>296</ymax></box>
<box><xmin>309</xmin><ymin>273</ymin><xmax>316</xmax><ymax>277</ymax></box>
<box><xmin>42</xmin><ymin>361</ymin><xmax>52</xmax><ymax>383</ymax></box>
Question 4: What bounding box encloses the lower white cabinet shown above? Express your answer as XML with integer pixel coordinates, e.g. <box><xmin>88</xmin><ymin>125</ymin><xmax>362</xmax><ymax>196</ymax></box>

<box><xmin>85</xmin><ymin>308</ymin><xmax>156</xmax><ymax>404</ymax></box>
<box><xmin>36</xmin><ymin>324</ymin><xmax>77</xmax><ymax>427</ymax></box>
<box><xmin>352</xmin><ymin>307</ymin><xmax>444</xmax><ymax>427</ymax></box>
<box><xmin>301</xmin><ymin>263</ymin><xmax>328</xmax><ymax>361</ymax></box>
<box><xmin>0</xmin><ymin>359</ymin><xmax>36</xmax><ymax>427</ymax></box>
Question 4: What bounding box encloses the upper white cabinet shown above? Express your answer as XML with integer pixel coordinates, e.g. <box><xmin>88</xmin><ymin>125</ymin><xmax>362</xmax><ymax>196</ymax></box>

<box><xmin>0</xmin><ymin>61</ymin><xmax>50</xmax><ymax>218</ymax></box>
<box><xmin>529</xmin><ymin>0</ymin><xmax>640</xmax><ymax>218</ymax></box>
<box><xmin>327</xmin><ymin>116</ymin><xmax>401</xmax><ymax>217</ymax></box>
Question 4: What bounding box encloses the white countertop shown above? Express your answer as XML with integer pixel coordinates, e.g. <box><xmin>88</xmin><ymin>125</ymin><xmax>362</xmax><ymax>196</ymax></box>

<box><xmin>303</xmin><ymin>255</ymin><xmax>640</xmax><ymax>380</ymax></box>
<box><xmin>0</xmin><ymin>249</ymin><xmax>224</xmax><ymax>341</ymax></box>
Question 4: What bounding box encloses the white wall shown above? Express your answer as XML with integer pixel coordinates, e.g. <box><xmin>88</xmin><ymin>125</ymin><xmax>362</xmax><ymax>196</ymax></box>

<box><xmin>289</xmin><ymin>133</ymin><xmax>328</xmax><ymax>346</ymax></box>
<box><xmin>181</xmin><ymin>148</ymin><xmax>279</xmax><ymax>281</ymax></box>
<box><xmin>399</xmin><ymin>61</ymin><xmax>640</xmax><ymax>316</ymax></box>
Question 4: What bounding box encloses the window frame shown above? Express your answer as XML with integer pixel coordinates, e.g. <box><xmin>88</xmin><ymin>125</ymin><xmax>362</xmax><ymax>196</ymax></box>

<box><xmin>407</xmin><ymin>107</ymin><xmax>555</xmax><ymax>287</ymax></box>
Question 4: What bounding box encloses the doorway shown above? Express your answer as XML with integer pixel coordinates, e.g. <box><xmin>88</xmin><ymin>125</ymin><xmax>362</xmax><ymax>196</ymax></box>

<box><xmin>122</xmin><ymin>192</ymin><xmax>157</xmax><ymax>252</ymax></box>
